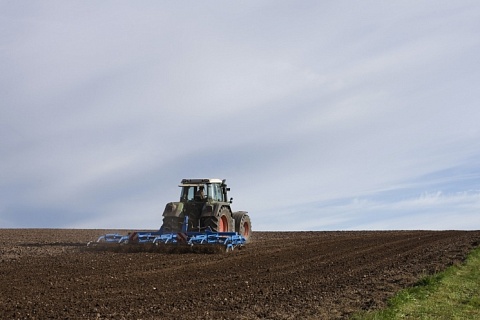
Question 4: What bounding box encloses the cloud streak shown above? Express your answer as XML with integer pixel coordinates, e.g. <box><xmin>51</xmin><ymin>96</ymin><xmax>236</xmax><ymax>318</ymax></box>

<box><xmin>1</xmin><ymin>1</ymin><xmax>480</xmax><ymax>230</ymax></box>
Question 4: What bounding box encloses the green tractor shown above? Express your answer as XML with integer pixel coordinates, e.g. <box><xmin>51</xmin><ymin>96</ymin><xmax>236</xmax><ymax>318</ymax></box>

<box><xmin>161</xmin><ymin>179</ymin><xmax>252</xmax><ymax>241</ymax></box>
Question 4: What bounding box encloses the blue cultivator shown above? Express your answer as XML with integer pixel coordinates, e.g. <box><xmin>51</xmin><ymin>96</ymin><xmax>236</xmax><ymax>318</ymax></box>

<box><xmin>88</xmin><ymin>216</ymin><xmax>246</xmax><ymax>252</ymax></box>
<box><xmin>152</xmin><ymin>230</ymin><xmax>246</xmax><ymax>252</ymax></box>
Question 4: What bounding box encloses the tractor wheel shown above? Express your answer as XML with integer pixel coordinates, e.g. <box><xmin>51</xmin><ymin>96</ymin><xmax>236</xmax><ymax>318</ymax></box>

<box><xmin>233</xmin><ymin>212</ymin><xmax>252</xmax><ymax>242</ymax></box>
<box><xmin>203</xmin><ymin>207</ymin><xmax>234</xmax><ymax>232</ymax></box>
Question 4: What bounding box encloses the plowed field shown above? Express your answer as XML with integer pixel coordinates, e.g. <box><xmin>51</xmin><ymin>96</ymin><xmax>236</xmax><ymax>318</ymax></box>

<box><xmin>1</xmin><ymin>229</ymin><xmax>479</xmax><ymax>319</ymax></box>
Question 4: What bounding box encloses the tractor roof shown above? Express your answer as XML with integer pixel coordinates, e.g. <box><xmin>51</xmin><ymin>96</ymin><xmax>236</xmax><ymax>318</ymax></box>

<box><xmin>180</xmin><ymin>178</ymin><xmax>224</xmax><ymax>186</ymax></box>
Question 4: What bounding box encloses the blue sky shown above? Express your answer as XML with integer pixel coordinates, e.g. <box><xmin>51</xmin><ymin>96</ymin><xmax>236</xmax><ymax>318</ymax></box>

<box><xmin>1</xmin><ymin>1</ymin><xmax>480</xmax><ymax>230</ymax></box>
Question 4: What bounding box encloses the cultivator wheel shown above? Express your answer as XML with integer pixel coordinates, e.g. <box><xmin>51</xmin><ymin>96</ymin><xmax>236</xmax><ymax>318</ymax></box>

<box><xmin>203</xmin><ymin>207</ymin><xmax>234</xmax><ymax>232</ymax></box>
<box><xmin>233</xmin><ymin>212</ymin><xmax>252</xmax><ymax>242</ymax></box>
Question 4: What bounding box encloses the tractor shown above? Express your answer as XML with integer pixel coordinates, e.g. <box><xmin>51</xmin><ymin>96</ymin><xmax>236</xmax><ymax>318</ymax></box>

<box><xmin>89</xmin><ymin>178</ymin><xmax>251</xmax><ymax>251</ymax></box>
<box><xmin>161</xmin><ymin>179</ymin><xmax>251</xmax><ymax>241</ymax></box>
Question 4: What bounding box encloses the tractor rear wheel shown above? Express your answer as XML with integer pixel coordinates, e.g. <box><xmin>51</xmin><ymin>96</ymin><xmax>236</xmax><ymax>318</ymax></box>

<box><xmin>203</xmin><ymin>207</ymin><xmax>234</xmax><ymax>232</ymax></box>
<box><xmin>233</xmin><ymin>212</ymin><xmax>252</xmax><ymax>242</ymax></box>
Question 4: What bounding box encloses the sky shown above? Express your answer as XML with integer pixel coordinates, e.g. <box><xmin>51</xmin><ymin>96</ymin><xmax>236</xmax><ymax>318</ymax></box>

<box><xmin>1</xmin><ymin>1</ymin><xmax>480</xmax><ymax>231</ymax></box>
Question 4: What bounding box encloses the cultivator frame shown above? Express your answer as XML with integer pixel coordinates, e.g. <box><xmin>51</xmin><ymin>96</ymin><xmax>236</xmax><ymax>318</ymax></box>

<box><xmin>88</xmin><ymin>216</ymin><xmax>246</xmax><ymax>252</ymax></box>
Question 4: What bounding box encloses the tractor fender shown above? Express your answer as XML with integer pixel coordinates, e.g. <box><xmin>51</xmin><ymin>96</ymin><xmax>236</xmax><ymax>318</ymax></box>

<box><xmin>162</xmin><ymin>202</ymin><xmax>184</xmax><ymax>217</ymax></box>
<box><xmin>233</xmin><ymin>210</ymin><xmax>248</xmax><ymax>215</ymax></box>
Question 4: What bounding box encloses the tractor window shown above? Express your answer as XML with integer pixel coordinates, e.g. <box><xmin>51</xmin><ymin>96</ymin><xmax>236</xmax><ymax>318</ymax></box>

<box><xmin>181</xmin><ymin>184</ymin><xmax>223</xmax><ymax>201</ymax></box>
<box><xmin>211</xmin><ymin>184</ymin><xmax>224</xmax><ymax>202</ymax></box>
<box><xmin>206</xmin><ymin>184</ymin><xmax>213</xmax><ymax>200</ymax></box>
<box><xmin>180</xmin><ymin>187</ymin><xmax>195</xmax><ymax>201</ymax></box>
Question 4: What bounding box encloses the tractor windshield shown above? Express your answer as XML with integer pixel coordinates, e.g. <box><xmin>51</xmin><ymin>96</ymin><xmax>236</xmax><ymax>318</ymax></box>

<box><xmin>180</xmin><ymin>183</ymin><xmax>224</xmax><ymax>201</ymax></box>
<box><xmin>180</xmin><ymin>184</ymin><xmax>207</xmax><ymax>201</ymax></box>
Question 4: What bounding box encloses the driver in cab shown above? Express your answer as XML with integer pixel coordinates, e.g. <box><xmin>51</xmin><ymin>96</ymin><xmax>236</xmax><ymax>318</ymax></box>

<box><xmin>195</xmin><ymin>186</ymin><xmax>206</xmax><ymax>200</ymax></box>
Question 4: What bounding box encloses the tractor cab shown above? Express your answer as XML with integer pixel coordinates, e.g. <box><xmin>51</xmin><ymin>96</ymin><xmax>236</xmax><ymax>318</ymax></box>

<box><xmin>179</xmin><ymin>178</ymin><xmax>231</xmax><ymax>203</ymax></box>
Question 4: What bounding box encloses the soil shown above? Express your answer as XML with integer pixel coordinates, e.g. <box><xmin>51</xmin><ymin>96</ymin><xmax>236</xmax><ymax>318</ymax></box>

<box><xmin>1</xmin><ymin>229</ymin><xmax>479</xmax><ymax>319</ymax></box>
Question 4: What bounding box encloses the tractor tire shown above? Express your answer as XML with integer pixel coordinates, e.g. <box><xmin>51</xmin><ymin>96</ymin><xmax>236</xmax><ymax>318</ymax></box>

<box><xmin>233</xmin><ymin>212</ymin><xmax>252</xmax><ymax>242</ymax></box>
<box><xmin>161</xmin><ymin>216</ymin><xmax>183</xmax><ymax>233</ymax></box>
<box><xmin>203</xmin><ymin>207</ymin><xmax>234</xmax><ymax>233</ymax></box>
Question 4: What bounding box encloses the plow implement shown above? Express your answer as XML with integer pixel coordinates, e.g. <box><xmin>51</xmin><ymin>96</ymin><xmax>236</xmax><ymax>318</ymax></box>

<box><xmin>87</xmin><ymin>216</ymin><xmax>247</xmax><ymax>253</ymax></box>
